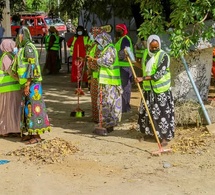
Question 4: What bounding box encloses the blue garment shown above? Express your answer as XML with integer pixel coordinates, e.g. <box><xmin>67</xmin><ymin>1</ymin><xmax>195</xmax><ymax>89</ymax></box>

<box><xmin>120</xmin><ymin>67</ymin><xmax>132</xmax><ymax>112</ymax></box>
<box><xmin>118</xmin><ymin>36</ymin><xmax>133</xmax><ymax>113</ymax></box>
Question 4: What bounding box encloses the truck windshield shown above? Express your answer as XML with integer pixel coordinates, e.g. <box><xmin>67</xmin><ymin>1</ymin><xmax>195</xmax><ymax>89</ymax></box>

<box><xmin>44</xmin><ymin>18</ymin><xmax>54</xmax><ymax>25</ymax></box>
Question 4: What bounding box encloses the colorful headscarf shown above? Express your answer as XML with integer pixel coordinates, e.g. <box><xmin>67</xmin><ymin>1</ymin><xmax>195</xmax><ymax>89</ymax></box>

<box><xmin>116</xmin><ymin>24</ymin><xmax>128</xmax><ymax>36</ymax></box>
<box><xmin>17</xmin><ymin>26</ymin><xmax>32</xmax><ymax>47</ymax></box>
<box><xmin>91</xmin><ymin>27</ymin><xmax>105</xmax><ymax>38</ymax></box>
<box><xmin>0</xmin><ymin>39</ymin><xmax>16</xmax><ymax>52</ymax></box>
<box><xmin>94</xmin><ymin>32</ymin><xmax>112</xmax><ymax>48</ymax></box>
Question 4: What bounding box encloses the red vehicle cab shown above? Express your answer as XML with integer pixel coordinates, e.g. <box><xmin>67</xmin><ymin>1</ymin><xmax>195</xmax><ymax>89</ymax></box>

<box><xmin>11</xmin><ymin>11</ymin><xmax>67</xmax><ymax>37</ymax></box>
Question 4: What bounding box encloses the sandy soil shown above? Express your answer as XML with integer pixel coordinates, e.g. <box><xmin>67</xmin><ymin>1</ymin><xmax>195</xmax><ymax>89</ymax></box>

<box><xmin>1</xmin><ymin>64</ymin><xmax>215</xmax><ymax>195</ymax></box>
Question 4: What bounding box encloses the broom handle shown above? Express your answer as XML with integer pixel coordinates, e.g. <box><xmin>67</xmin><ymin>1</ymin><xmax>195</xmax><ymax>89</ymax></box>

<box><xmin>125</xmin><ymin>50</ymin><xmax>162</xmax><ymax>150</ymax></box>
<box><xmin>99</xmin><ymin>84</ymin><xmax>103</xmax><ymax>128</ymax></box>
<box><xmin>77</xmin><ymin>44</ymin><xmax>80</xmax><ymax>109</ymax></box>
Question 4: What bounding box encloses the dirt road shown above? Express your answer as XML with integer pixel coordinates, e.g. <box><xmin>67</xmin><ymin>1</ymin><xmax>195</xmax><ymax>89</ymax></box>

<box><xmin>0</xmin><ymin>64</ymin><xmax>215</xmax><ymax>195</ymax></box>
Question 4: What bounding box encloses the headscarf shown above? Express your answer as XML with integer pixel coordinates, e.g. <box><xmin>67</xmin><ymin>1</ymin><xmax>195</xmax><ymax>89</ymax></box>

<box><xmin>116</xmin><ymin>24</ymin><xmax>128</xmax><ymax>36</ymax></box>
<box><xmin>91</xmin><ymin>27</ymin><xmax>105</xmax><ymax>38</ymax></box>
<box><xmin>17</xmin><ymin>26</ymin><xmax>32</xmax><ymax>47</ymax></box>
<box><xmin>145</xmin><ymin>34</ymin><xmax>161</xmax><ymax>76</ymax></box>
<box><xmin>147</xmin><ymin>34</ymin><xmax>161</xmax><ymax>57</ymax></box>
<box><xmin>0</xmin><ymin>39</ymin><xmax>16</xmax><ymax>52</ymax></box>
<box><xmin>0</xmin><ymin>39</ymin><xmax>16</xmax><ymax>71</ymax></box>
<box><xmin>94</xmin><ymin>32</ymin><xmax>112</xmax><ymax>48</ymax></box>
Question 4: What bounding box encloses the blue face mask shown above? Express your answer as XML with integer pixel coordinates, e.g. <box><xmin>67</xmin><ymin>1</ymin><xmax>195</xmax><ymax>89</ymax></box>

<box><xmin>13</xmin><ymin>47</ymin><xmax>18</xmax><ymax>55</ymax></box>
<box><xmin>97</xmin><ymin>45</ymin><xmax>103</xmax><ymax>51</ymax></box>
<box><xmin>77</xmin><ymin>31</ymin><xmax>83</xmax><ymax>36</ymax></box>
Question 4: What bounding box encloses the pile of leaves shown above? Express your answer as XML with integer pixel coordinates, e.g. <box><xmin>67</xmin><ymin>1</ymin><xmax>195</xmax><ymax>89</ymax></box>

<box><xmin>171</xmin><ymin>127</ymin><xmax>214</xmax><ymax>154</ymax></box>
<box><xmin>6</xmin><ymin>137</ymin><xmax>79</xmax><ymax>164</ymax></box>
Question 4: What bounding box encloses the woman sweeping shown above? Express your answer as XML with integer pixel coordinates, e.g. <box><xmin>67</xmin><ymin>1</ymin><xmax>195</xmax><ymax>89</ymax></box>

<box><xmin>134</xmin><ymin>34</ymin><xmax>175</xmax><ymax>146</ymax></box>
<box><xmin>88</xmin><ymin>32</ymin><xmax>122</xmax><ymax>135</ymax></box>
<box><xmin>87</xmin><ymin>27</ymin><xmax>105</xmax><ymax>123</ymax></box>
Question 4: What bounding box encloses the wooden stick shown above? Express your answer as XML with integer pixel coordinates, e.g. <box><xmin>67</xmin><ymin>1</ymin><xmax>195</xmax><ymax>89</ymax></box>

<box><xmin>125</xmin><ymin>49</ymin><xmax>163</xmax><ymax>151</ymax></box>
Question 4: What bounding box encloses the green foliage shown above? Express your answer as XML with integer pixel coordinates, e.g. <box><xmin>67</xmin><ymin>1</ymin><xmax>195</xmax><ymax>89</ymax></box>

<box><xmin>0</xmin><ymin>0</ymin><xmax>5</xmax><ymax>21</ymax></box>
<box><xmin>136</xmin><ymin>0</ymin><xmax>215</xmax><ymax>57</ymax></box>
<box><xmin>6</xmin><ymin>0</ymin><xmax>215</xmax><ymax>57</ymax></box>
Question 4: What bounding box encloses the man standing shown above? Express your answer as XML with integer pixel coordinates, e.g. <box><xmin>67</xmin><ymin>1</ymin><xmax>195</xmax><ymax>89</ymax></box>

<box><xmin>115</xmin><ymin>24</ymin><xmax>133</xmax><ymax>113</ymax></box>
<box><xmin>44</xmin><ymin>26</ymin><xmax>61</xmax><ymax>74</ymax></box>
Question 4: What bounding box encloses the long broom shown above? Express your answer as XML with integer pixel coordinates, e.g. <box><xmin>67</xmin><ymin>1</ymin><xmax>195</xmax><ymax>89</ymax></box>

<box><xmin>70</xmin><ymin>44</ymin><xmax>85</xmax><ymax>117</ymax></box>
<box><xmin>124</xmin><ymin>47</ymin><xmax>172</xmax><ymax>156</ymax></box>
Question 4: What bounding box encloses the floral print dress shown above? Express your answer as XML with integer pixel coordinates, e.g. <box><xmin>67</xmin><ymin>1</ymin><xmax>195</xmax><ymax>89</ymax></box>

<box><xmin>20</xmin><ymin>43</ymin><xmax>51</xmax><ymax>135</ymax></box>
<box><xmin>138</xmin><ymin>53</ymin><xmax>175</xmax><ymax>141</ymax></box>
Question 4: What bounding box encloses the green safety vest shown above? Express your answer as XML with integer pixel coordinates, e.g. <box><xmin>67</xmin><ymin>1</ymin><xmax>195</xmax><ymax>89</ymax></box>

<box><xmin>213</xmin><ymin>57</ymin><xmax>215</xmax><ymax>62</ymax></box>
<box><xmin>99</xmin><ymin>44</ymin><xmax>121</xmax><ymax>86</ymax></box>
<box><xmin>135</xmin><ymin>49</ymin><xmax>145</xmax><ymax>59</ymax></box>
<box><xmin>17</xmin><ymin>42</ymin><xmax>42</xmax><ymax>85</ymax></box>
<box><xmin>88</xmin><ymin>44</ymin><xmax>99</xmax><ymax>79</ymax></box>
<box><xmin>70</xmin><ymin>36</ymin><xmax>89</xmax><ymax>56</ymax></box>
<box><xmin>115</xmin><ymin>35</ymin><xmax>133</xmax><ymax>67</ymax></box>
<box><xmin>0</xmin><ymin>52</ymin><xmax>21</xmax><ymax>93</ymax></box>
<box><xmin>45</xmin><ymin>34</ymin><xmax>60</xmax><ymax>51</ymax></box>
<box><xmin>142</xmin><ymin>49</ymin><xmax>171</xmax><ymax>93</ymax></box>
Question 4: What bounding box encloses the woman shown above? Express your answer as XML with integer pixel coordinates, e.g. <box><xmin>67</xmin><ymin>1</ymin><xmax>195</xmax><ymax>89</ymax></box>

<box><xmin>87</xmin><ymin>27</ymin><xmax>105</xmax><ymax>123</ymax></box>
<box><xmin>67</xmin><ymin>25</ymin><xmax>89</xmax><ymax>85</ymax></box>
<box><xmin>88</xmin><ymin>32</ymin><xmax>122</xmax><ymax>135</ymax></box>
<box><xmin>44</xmin><ymin>26</ymin><xmax>61</xmax><ymax>74</ymax></box>
<box><xmin>134</xmin><ymin>35</ymin><xmax>175</xmax><ymax>146</ymax></box>
<box><xmin>0</xmin><ymin>39</ymin><xmax>22</xmax><ymax>137</ymax></box>
<box><xmin>115</xmin><ymin>23</ymin><xmax>133</xmax><ymax>113</ymax></box>
<box><xmin>16</xmin><ymin>26</ymin><xmax>51</xmax><ymax>144</ymax></box>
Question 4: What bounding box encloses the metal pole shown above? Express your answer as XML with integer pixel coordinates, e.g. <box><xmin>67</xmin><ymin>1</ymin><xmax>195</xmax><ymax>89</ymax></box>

<box><xmin>180</xmin><ymin>54</ymin><xmax>212</xmax><ymax>125</ymax></box>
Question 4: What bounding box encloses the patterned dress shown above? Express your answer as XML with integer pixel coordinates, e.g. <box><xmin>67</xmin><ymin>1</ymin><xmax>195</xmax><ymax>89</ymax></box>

<box><xmin>138</xmin><ymin>53</ymin><xmax>175</xmax><ymax>141</ymax></box>
<box><xmin>19</xmin><ymin>43</ymin><xmax>51</xmax><ymax>135</ymax></box>
<box><xmin>97</xmin><ymin>45</ymin><xmax>122</xmax><ymax>129</ymax></box>
<box><xmin>88</xmin><ymin>44</ymin><xmax>101</xmax><ymax>123</ymax></box>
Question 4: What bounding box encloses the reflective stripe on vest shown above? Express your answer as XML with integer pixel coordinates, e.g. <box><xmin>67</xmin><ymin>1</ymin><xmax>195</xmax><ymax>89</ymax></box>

<box><xmin>0</xmin><ymin>52</ymin><xmax>21</xmax><ymax>93</ymax></box>
<box><xmin>142</xmin><ymin>50</ymin><xmax>171</xmax><ymax>93</ymax></box>
<box><xmin>135</xmin><ymin>49</ymin><xmax>145</xmax><ymax>58</ymax></box>
<box><xmin>115</xmin><ymin>35</ymin><xmax>133</xmax><ymax>67</ymax></box>
<box><xmin>45</xmin><ymin>34</ymin><xmax>60</xmax><ymax>51</ymax></box>
<box><xmin>99</xmin><ymin>44</ymin><xmax>121</xmax><ymax>85</ymax></box>
<box><xmin>70</xmin><ymin>36</ymin><xmax>89</xmax><ymax>55</ymax></box>
<box><xmin>17</xmin><ymin>42</ymin><xmax>42</xmax><ymax>85</ymax></box>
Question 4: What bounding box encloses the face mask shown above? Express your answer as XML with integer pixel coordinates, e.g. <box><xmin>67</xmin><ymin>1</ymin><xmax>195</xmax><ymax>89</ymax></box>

<box><xmin>13</xmin><ymin>47</ymin><xmax>18</xmax><ymax>55</ymax></box>
<box><xmin>150</xmin><ymin>49</ymin><xmax>160</xmax><ymax>53</ymax></box>
<box><xmin>97</xmin><ymin>45</ymin><xmax>103</xmax><ymax>51</ymax></box>
<box><xmin>77</xmin><ymin>31</ymin><xmax>83</xmax><ymax>36</ymax></box>
<box><xmin>115</xmin><ymin>31</ymin><xmax>122</xmax><ymax>37</ymax></box>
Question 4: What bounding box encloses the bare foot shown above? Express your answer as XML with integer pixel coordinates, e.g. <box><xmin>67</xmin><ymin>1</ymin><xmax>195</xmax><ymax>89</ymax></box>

<box><xmin>161</xmin><ymin>139</ymin><xmax>168</xmax><ymax>147</ymax></box>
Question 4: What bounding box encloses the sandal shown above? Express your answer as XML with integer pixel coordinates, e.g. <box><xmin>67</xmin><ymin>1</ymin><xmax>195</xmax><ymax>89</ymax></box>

<box><xmin>21</xmin><ymin>135</ymin><xmax>33</xmax><ymax>141</ymax></box>
<box><xmin>25</xmin><ymin>138</ymin><xmax>42</xmax><ymax>145</ymax></box>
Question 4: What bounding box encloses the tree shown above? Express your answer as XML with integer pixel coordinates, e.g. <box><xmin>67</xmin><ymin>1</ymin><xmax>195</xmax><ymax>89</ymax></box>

<box><xmin>3</xmin><ymin>0</ymin><xmax>215</xmax><ymax>57</ymax></box>
<box><xmin>136</xmin><ymin>0</ymin><xmax>215</xmax><ymax>57</ymax></box>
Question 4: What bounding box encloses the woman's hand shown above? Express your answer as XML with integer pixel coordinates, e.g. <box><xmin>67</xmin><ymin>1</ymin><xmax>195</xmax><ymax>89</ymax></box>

<box><xmin>135</xmin><ymin>77</ymin><xmax>144</xmax><ymax>83</ymax></box>
<box><xmin>24</xmin><ymin>85</ymin><xmax>30</xmax><ymax>96</ymax></box>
